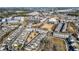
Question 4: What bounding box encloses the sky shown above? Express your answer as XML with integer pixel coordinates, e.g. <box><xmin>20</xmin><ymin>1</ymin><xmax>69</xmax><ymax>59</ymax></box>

<box><xmin>0</xmin><ymin>0</ymin><xmax>79</xmax><ymax>7</ymax></box>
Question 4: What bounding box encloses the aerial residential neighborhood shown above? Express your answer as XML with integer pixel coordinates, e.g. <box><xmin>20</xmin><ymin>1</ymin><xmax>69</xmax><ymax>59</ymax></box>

<box><xmin>0</xmin><ymin>7</ymin><xmax>79</xmax><ymax>51</ymax></box>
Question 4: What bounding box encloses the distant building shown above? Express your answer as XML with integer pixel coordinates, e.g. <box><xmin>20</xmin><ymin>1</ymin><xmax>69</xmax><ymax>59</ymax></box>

<box><xmin>1</xmin><ymin>16</ymin><xmax>24</xmax><ymax>24</ymax></box>
<box><xmin>28</xmin><ymin>12</ymin><xmax>40</xmax><ymax>16</ymax></box>
<box><xmin>48</xmin><ymin>18</ymin><xmax>58</xmax><ymax>24</ymax></box>
<box><xmin>28</xmin><ymin>16</ymin><xmax>40</xmax><ymax>23</ymax></box>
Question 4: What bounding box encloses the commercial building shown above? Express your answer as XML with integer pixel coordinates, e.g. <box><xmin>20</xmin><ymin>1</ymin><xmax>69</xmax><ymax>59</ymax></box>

<box><xmin>53</xmin><ymin>32</ymin><xmax>70</xmax><ymax>39</ymax></box>
<box><xmin>55</xmin><ymin>22</ymin><xmax>64</xmax><ymax>32</ymax></box>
